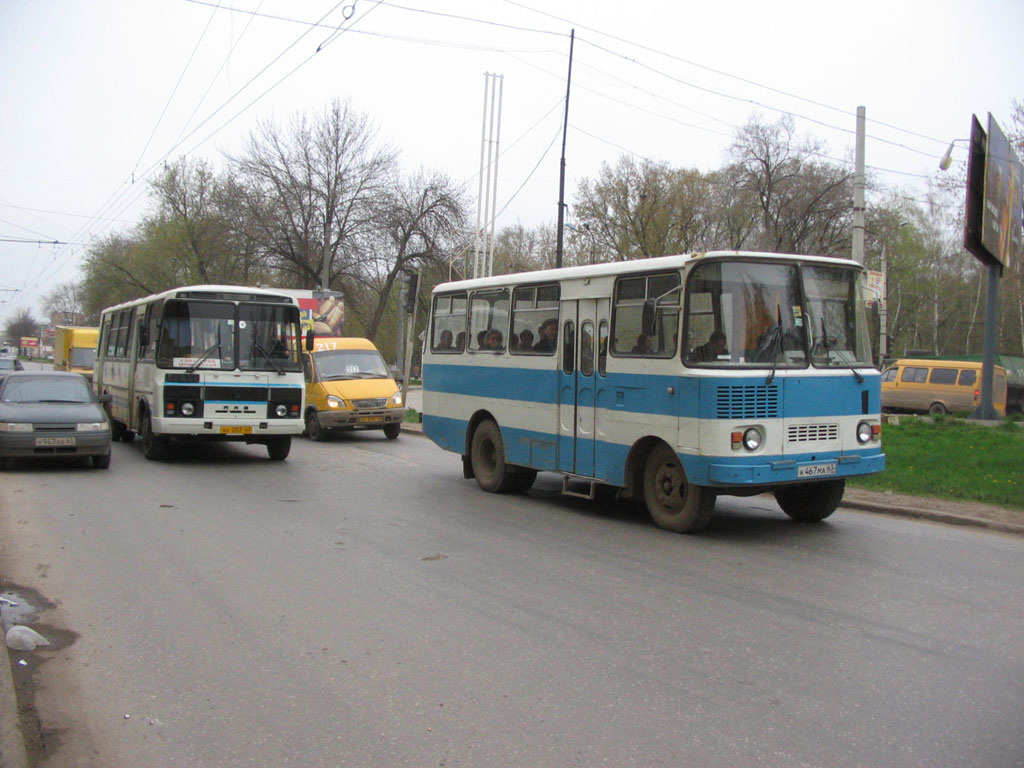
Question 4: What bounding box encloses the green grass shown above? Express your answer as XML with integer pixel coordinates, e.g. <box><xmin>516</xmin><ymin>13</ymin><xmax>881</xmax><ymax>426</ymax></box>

<box><xmin>849</xmin><ymin>417</ymin><xmax>1024</xmax><ymax>510</ymax></box>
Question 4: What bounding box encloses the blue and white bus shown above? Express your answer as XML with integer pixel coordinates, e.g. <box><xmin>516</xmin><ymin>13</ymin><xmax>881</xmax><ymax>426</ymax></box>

<box><xmin>421</xmin><ymin>251</ymin><xmax>884</xmax><ymax>533</ymax></box>
<box><xmin>94</xmin><ymin>285</ymin><xmax>307</xmax><ymax>461</ymax></box>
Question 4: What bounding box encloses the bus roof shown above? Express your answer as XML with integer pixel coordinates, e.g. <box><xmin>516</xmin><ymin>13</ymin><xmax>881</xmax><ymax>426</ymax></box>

<box><xmin>432</xmin><ymin>251</ymin><xmax>863</xmax><ymax>294</ymax></box>
<box><xmin>98</xmin><ymin>284</ymin><xmax>300</xmax><ymax>315</ymax></box>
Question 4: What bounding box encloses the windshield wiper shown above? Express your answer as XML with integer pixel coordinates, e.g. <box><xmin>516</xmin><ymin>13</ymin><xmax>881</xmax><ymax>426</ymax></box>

<box><xmin>252</xmin><ymin>342</ymin><xmax>285</xmax><ymax>375</ymax></box>
<box><xmin>186</xmin><ymin>342</ymin><xmax>221</xmax><ymax>374</ymax></box>
<box><xmin>818</xmin><ymin>316</ymin><xmax>863</xmax><ymax>383</ymax></box>
<box><xmin>764</xmin><ymin>305</ymin><xmax>784</xmax><ymax>385</ymax></box>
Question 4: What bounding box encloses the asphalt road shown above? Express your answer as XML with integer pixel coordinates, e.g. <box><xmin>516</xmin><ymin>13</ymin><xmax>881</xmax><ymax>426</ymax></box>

<box><xmin>1</xmin><ymin>429</ymin><xmax>1023</xmax><ymax>767</ymax></box>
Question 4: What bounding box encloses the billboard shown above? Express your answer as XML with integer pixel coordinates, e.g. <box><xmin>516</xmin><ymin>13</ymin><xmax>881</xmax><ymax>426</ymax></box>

<box><xmin>964</xmin><ymin>113</ymin><xmax>1024</xmax><ymax>270</ymax></box>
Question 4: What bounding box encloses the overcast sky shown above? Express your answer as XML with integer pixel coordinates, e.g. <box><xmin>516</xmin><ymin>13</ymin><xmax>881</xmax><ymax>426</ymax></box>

<box><xmin>2</xmin><ymin>0</ymin><xmax>1022</xmax><ymax>327</ymax></box>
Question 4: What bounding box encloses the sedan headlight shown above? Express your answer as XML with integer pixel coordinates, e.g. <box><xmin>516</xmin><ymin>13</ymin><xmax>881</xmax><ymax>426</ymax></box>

<box><xmin>326</xmin><ymin>395</ymin><xmax>347</xmax><ymax>409</ymax></box>
<box><xmin>0</xmin><ymin>422</ymin><xmax>33</xmax><ymax>432</ymax></box>
<box><xmin>390</xmin><ymin>391</ymin><xmax>403</xmax><ymax>407</ymax></box>
<box><xmin>77</xmin><ymin>422</ymin><xmax>109</xmax><ymax>432</ymax></box>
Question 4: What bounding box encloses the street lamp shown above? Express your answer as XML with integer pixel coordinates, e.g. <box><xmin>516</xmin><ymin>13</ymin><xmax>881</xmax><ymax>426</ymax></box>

<box><xmin>938</xmin><ymin>138</ymin><xmax>969</xmax><ymax>172</ymax></box>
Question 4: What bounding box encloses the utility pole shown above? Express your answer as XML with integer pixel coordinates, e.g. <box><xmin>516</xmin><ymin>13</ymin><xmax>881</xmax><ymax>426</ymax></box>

<box><xmin>555</xmin><ymin>29</ymin><xmax>575</xmax><ymax>270</ymax></box>
<box><xmin>852</xmin><ymin>106</ymin><xmax>866</xmax><ymax>264</ymax></box>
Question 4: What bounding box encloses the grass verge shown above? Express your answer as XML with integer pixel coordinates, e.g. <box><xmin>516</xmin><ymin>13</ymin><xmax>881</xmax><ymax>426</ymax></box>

<box><xmin>848</xmin><ymin>417</ymin><xmax>1024</xmax><ymax>510</ymax></box>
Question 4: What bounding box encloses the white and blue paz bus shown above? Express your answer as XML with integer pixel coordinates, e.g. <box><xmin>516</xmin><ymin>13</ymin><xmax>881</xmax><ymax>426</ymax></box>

<box><xmin>95</xmin><ymin>285</ymin><xmax>306</xmax><ymax>461</ymax></box>
<box><xmin>421</xmin><ymin>252</ymin><xmax>884</xmax><ymax>533</ymax></box>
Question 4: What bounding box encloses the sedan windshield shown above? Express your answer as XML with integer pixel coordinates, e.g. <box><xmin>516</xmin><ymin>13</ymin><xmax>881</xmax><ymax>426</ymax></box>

<box><xmin>2</xmin><ymin>376</ymin><xmax>93</xmax><ymax>403</ymax></box>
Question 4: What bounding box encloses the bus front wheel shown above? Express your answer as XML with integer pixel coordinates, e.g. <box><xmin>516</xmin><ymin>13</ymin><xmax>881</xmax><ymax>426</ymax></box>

<box><xmin>140</xmin><ymin>411</ymin><xmax>168</xmax><ymax>461</ymax></box>
<box><xmin>774</xmin><ymin>479</ymin><xmax>845</xmax><ymax>522</ymax></box>
<box><xmin>266</xmin><ymin>436</ymin><xmax>292</xmax><ymax>461</ymax></box>
<box><xmin>642</xmin><ymin>443</ymin><xmax>714</xmax><ymax>533</ymax></box>
<box><xmin>470</xmin><ymin>420</ymin><xmax>518</xmax><ymax>493</ymax></box>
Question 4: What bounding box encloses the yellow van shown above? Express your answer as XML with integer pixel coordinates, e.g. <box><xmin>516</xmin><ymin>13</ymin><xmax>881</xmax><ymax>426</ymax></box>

<box><xmin>302</xmin><ymin>337</ymin><xmax>405</xmax><ymax>440</ymax></box>
<box><xmin>881</xmin><ymin>358</ymin><xmax>1007</xmax><ymax>417</ymax></box>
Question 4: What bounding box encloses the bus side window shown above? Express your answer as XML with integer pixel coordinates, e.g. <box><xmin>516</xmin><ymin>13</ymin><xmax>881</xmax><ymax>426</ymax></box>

<box><xmin>598</xmin><ymin>320</ymin><xmax>608</xmax><ymax>376</ymax></box>
<box><xmin>580</xmin><ymin>320</ymin><xmax>594</xmax><ymax>376</ymax></box>
<box><xmin>562</xmin><ymin>321</ymin><xmax>575</xmax><ymax>374</ymax></box>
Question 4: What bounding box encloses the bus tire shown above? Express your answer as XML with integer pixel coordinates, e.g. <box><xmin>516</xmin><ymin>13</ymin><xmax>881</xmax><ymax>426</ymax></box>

<box><xmin>643</xmin><ymin>442</ymin><xmax>714</xmax><ymax>533</ymax></box>
<box><xmin>774</xmin><ymin>479</ymin><xmax>845</xmax><ymax>522</ymax></box>
<box><xmin>305</xmin><ymin>409</ymin><xmax>326</xmax><ymax>442</ymax></box>
<box><xmin>470</xmin><ymin>420</ymin><xmax>517</xmax><ymax>493</ymax></box>
<box><xmin>383</xmin><ymin>423</ymin><xmax>401</xmax><ymax>440</ymax></box>
<box><xmin>140</xmin><ymin>410</ymin><xmax>168</xmax><ymax>461</ymax></box>
<box><xmin>266</xmin><ymin>436</ymin><xmax>291</xmax><ymax>461</ymax></box>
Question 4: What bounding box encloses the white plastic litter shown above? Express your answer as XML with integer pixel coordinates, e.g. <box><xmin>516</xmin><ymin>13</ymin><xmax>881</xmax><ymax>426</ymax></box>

<box><xmin>5</xmin><ymin>625</ymin><xmax>50</xmax><ymax>651</ymax></box>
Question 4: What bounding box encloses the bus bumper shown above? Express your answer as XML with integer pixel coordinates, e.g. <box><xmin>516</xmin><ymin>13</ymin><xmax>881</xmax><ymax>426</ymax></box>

<box><xmin>705</xmin><ymin>451</ymin><xmax>886</xmax><ymax>485</ymax></box>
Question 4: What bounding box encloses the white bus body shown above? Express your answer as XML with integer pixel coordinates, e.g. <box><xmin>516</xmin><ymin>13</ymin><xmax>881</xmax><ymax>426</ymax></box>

<box><xmin>94</xmin><ymin>285</ymin><xmax>306</xmax><ymax>461</ymax></box>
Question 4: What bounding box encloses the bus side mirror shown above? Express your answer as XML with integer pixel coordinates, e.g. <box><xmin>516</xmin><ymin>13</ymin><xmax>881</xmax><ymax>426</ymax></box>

<box><xmin>305</xmin><ymin>330</ymin><xmax>315</xmax><ymax>351</ymax></box>
<box><xmin>641</xmin><ymin>299</ymin><xmax>657</xmax><ymax>337</ymax></box>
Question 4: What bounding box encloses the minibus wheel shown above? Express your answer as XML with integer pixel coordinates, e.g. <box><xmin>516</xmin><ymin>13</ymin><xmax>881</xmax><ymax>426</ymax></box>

<box><xmin>383</xmin><ymin>423</ymin><xmax>401</xmax><ymax>440</ymax></box>
<box><xmin>642</xmin><ymin>443</ymin><xmax>714</xmax><ymax>533</ymax></box>
<box><xmin>470</xmin><ymin>420</ymin><xmax>517</xmax><ymax>493</ymax></box>
<box><xmin>774</xmin><ymin>479</ymin><xmax>845</xmax><ymax>522</ymax></box>
<box><xmin>928</xmin><ymin>402</ymin><xmax>948</xmax><ymax>416</ymax></box>
<box><xmin>305</xmin><ymin>409</ymin><xmax>326</xmax><ymax>441</ymax></box>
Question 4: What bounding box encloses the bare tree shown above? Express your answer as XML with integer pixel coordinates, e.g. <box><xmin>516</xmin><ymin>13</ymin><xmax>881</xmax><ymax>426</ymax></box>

<box><xmin>41</xmin><ymin>281</ymin><xmax>93</xmax><ymax>325</ymax></box>
<box><xmin>3</xmin><ymin>307</ymin><xmax>40</xmax><ymax>343</ymax></box>
<box><xmin>230</xmin><ymin>99</ymin><xmax>398</xmax><ymax>290</ymax></box>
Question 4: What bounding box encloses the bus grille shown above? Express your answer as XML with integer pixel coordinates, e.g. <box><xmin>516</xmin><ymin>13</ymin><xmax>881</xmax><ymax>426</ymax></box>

<box><xmin>352</xmin><ymin>398</ymin><xmax>388</xmax><ymax>409</ymax></box>
<box><xmin>787</xmin><ymin>423</ymin><xmax>839</xmax><ymax>443</ymax></box>
<box><xmin>715</xmin><ymin>385</ymin><xmax>779</xmax><ymax>419</ymax></box>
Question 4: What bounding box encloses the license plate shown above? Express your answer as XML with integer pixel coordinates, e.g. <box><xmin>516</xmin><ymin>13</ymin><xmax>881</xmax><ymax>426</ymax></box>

<box><xmin>35</xmin><ymin>436</ymin><xmax>76</xmax><ymax>447</ymax></box>
<box><xmin>358</xmin><ymin>415</ymin><xmax>385</xmax><ymax>424</ymax></box>
<box><xmin>220</xmin><ymin>426</ymin><xmax>253</xmax><ymax>435</ymax></box>
<box><xmin>798</xmin><ymin>462</ymin><xmax>837</xmax><ymax>478</ymax></box>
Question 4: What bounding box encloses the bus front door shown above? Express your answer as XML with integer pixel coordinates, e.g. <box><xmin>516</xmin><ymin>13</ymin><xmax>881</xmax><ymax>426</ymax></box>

<box><xmin>557</xmin><ymin>299</ymin><xmax>604</xmax><ymax>478</ymax></box>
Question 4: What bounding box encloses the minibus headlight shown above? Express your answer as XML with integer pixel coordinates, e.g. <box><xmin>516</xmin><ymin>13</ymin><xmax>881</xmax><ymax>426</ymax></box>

<box><xmin>274</xmin><ymin>404</ymin><xmax>289</xmax><ymax>417</ymax></box>
<box><xmin>326</xmin><ymin>395</ymin><xmax>346</xmax><ymax>409</ymax></box>
<box><xmin>742</xmin><ymin>427</ymin><xmax>762</xmax><ymax>451</ymax></box>
<box><xmin>391</xmin><ymin>391</ymin><xmax>403</xmax><ymax>407</ymax></box>
<box><xmin>181</xmin><ymin>402</ymin><xmax>195</xmax><ymax>417</ymax></box>
<box><xmin>856</xmin><ymin>421</ymin><xmax>873</xmax><ymax>444</ymax></box>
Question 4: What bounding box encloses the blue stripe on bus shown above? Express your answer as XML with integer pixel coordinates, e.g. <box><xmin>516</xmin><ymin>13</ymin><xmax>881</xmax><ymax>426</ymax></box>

<box><xmin>424</xmin><ymin>363</ymin><xmax>880</xmax><ymax>419</ymax></box>
<box><xmin>423</xmin><ymin>412</ymin><xmax>884</xmax><ymax>488</ymax></box>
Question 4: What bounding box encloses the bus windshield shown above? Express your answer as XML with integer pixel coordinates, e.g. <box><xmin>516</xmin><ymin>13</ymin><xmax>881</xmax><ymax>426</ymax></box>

<box><xmin>684</xmin><ymin>259</ymin><xmax>871</xmax><ymax>368</ymax></box>
<box><xmin>156</xmin><ymin>299</ymin><xmax>301</xmax><ymax>371</ymax></box>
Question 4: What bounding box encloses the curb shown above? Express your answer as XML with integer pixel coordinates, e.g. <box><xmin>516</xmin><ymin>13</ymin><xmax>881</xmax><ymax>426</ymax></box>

<box><xmin>840</xmin><ymin>497</ymin><xmax>1024</xmax><ymax>536</ymax></box>
<box><xmin>0</xmin><ymin>626</ymin><xmax>29</xmax><ymax>768</ymax></box>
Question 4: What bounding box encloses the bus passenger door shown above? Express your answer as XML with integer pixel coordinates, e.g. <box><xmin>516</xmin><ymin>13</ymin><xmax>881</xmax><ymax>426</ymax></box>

<box><xmin>557</xmin><ymin>299</ymin><xmax>601</xmax><ymax>478</ymax></box>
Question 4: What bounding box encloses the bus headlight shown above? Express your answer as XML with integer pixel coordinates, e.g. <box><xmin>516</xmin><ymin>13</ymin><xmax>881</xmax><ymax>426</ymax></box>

<box><xmin>391</xmin><ymin>391</ymin><xmax>403</xmax><ymax>407</ymax></box>
<box><xmin>274</xmin><ymin>404</ymin><xmax>289</xmax><ymax>417</ymax></box>
<box><xmin>326</xmin><ymin>395</ymin><xmax>346</xmax><ymax>409</ymax></box>
<box><xmin>856</xmin><ymin>421</ymin><xmax>878</xmax><ymax>444</ymax></box>
<box><xmin>732</xmin><ymin>427</ymin><xmax>762</xmax><ymax>451</ymax></box>
<box><xmin>181</xmin><ymin>402</ymin><xmax>195</xmax><ymax>417</ymax></box>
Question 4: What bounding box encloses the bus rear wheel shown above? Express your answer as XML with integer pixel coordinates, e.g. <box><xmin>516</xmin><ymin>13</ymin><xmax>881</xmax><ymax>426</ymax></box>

<box><xmin>470</xmin><ymin>420</ymin><xmax>518</xmax><ymax>493</ymax></box>
<box><xmin>773</xmin><ymin>479</ymin><xmax>845</xmax><ymax>522</ymax></box>
<box><xmin>642</xmin><ymin>443</ymin><xmax>714</xmax><ymax>533</ymax></box>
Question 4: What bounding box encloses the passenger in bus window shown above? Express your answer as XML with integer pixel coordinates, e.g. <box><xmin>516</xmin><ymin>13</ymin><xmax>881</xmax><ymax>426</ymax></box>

<box><xmin>484</xmin><ymin>329</ymin><xmax>504</xmax><ymax>350</ymax></box>
<box><xmin>631</xmin><ymin>334</ymin><xmax>653</xmax><ymax>354</ymax></box>
<box><xmin>455</xmin><ymin>331</ymin><xmax>466</xmax><ymax>351</ymax></box>
<box><xmin>518</xmin><ymin>329</ymin><xmax>534</xmax><ymax>350</ymax></box>
<box><xmin>437</xmin><ymin>329</ymin><xmax>454</xmax><ymax>350</ymax></box>
<box><xmin>532</xmin><ymin>319</ymin><xmax>558</xmax><ymax>352</ymax></box>
<box><xmin>692</xmin><ymin>330</ymin><xmax>728</xmax><ymax>361</ymax></box>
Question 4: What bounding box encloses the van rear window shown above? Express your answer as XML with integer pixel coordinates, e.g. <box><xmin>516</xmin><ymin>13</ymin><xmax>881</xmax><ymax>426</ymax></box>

<box><xmin>958</xmin><ymin>369</ymin><xmax>977</xmax><ymax>386</ymax></box>
<box><xmin>929</xmin><ymin>368</ymin><xmax>958</xmax><ymax>385</ymax></box>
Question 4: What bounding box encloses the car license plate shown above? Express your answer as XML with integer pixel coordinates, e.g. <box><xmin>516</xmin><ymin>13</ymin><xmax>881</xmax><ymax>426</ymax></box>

<box><xmin>798</xmin><ymin>462</ymin><xmax>837</xmax><ymax>478</ymax></box>
<box><xmin>358</xmin><ymin>415</ymin><xmax>385</xmax><ymax>424</ymax></box>
<box><xmin>220</xmin><ymin>425</ymin><xmax>253</xmax><ymax>435</ymax></box>
<box><xmin>35</xmin><ymin>436</ymin><xmax>76</xmax><ymax>447</ymax></box>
